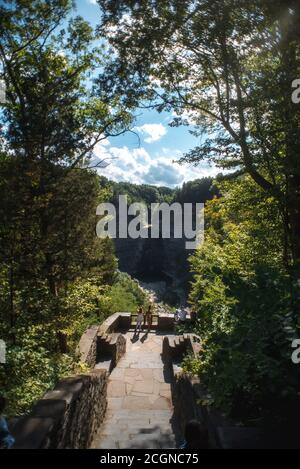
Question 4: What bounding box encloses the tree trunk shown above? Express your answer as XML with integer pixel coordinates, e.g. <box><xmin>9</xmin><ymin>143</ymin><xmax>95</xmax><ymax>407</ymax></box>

<box><xmin>8</xmin><ymin>263</ymin><xmax>16</xmax><ymax>345</ymax></box>
<box><xmin>57</xmin><ymin>331</ymin><xmax>68</xmax><ymax>354</ymax></box>
<box><xmin>278</xmin><ymin>6</ymin><xmax>300</xmax><ymax>272</ymax></box>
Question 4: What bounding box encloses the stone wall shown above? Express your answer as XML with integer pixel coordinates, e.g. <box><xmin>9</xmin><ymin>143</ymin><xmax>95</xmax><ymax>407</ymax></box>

<box><xmin>162</xmin><ymin>334</ymin><xmax>222</xmax><ymax>447</ymax></box>
<box><xmin>78</xmin><ymin>315</ymin><xmax>127</xmax><ymax>372</ymax></box>
<box><xmin>171</xmin><ymin>372</ymin><xmax>300</xmax><ymax>449</ymax></box>
<box><xmin>77</xmin><ymin>325</ymin><xmax>99</xmax><ymax>368</ymax></box>
<box><xmin>163</xmin><ymin>333</ymin><xmax>233</xmax><ymax>449</ymax></box>
<box><xmin>98</xmin><ymin>312</ymin><xmax>131</xmax><ymax>334</ymax></box>
<box><xmin>162</xmin><ymin>333</ymin><xmax>201</xmax><ymax>364</ymax></box>
<box><xmin>12</xmin><ymin>370</ymin><xmax>108</xmax><ymax>449</ymax></box>
<box><xmin>172</xmin><ymin>374</ymin><xmax>207</xmax><ymax>434</ymax></box>
<box><xmin>11</xmin><ymin>313</ymin><xmax>128</xmax><ymax>449</ymax></box>
<box><xmin>112</xmin><ymin>333</ymin><xmax>127</xmax><ymax>366</ymax></box>
<box><xmin>97</xmin><ymin>332</ymin><xmax>126</xmax><ymax>372</ymax></box>
<box><xmin>97</xmin><ymin>311</ymin><xmax>177</xmax><ymax>334</ymax></box>
<box><xmin>157</xmin><ymin>314</ymin><xmax>175</xmax><ymax>331</ymax></box>
<box><xmin>171</xmin><ymin>371</ymin><xmax>226</xmax><ymax>449</ymax></box>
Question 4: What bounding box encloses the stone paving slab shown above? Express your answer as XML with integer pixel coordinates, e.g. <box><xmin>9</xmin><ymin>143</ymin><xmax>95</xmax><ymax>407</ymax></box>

<box><xmin>92</xmin><ymin>332</ymin><xmax>180</xmax><ymax>449</ymax></box>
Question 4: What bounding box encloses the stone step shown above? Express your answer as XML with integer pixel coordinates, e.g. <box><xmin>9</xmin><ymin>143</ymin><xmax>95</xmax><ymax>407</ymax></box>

<box><xmin>101</xmin><ymin>424</ymin><xmax>173</xmax><ymax>437</ymax></box>
<box><xmin>98</xmin><ymin>434</ymin><xmax>176</xmax><ymax>450</ymax></box>
<box><xmin>95</xmin><ymin>358</ymin><xmax>111</xmax><ymax>371</ymax></box>
<box><xmin>105</xmin><ymin>409</ymin><xmax>172</xmax><ymax>418</ymax></box>
<box><xmin>98</xmin><ymin>333</ymin><xmax>109</xmax><ymax>342</ymax></box>
<box><xmin>168</xmin><ymin>337</ymin><xmax>175</xmax><ymax>348</ymax></box>
<box><xmin>174</xmin><ymin>337</ymin><xmax>180</xmax><ymax>346</ymax></box>
<box><xmin>91</xmin><ymin>332</ymin><xmax>181</xmax><ymax>450</ymax></box>
<box><xmin>104</xmin><ymin>418</ymin><xmax>173</xmax><ymax>429</ymax></box>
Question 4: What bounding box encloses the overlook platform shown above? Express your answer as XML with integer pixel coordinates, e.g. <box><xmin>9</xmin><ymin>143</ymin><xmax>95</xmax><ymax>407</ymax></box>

<box><xmin>10</xmin><ymin>311</ymin><xmax>300</xmax><ymax>449</ymax></box>
<box><xmin>10</xmin><ymin>313</ymin><xmax>202</xmax><ymax>449</ymax></box>
<box><xmin>92</xmin><ymin>331</ymin><xmax>181</xmax><ymax>449</ymax></box>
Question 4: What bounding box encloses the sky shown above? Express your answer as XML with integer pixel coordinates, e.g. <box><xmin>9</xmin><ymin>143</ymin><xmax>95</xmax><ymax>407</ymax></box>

<box><xmin>75</xmin><ymin>1</ymin><xmax>219</xmax><ymax>188</ymax></box>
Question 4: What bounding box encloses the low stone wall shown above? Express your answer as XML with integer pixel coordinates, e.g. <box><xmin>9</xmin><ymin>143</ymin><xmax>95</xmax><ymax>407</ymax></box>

<box><xmin>172</xmin><ymin>373</ymin><xmax>300</xmax><ymax>449</ymax></box>
<box><xmin>172</xmin><ymin>373</ymin><xmax>220</xmax><ymax>441</ymax></box>
<box><xmin>111</xmin><ymin>333</ymin><xmax>126</xmax><ymax>366</ymax></box>
<box><xmin>164</xmin><ymin>333</ymin><xmax>299</xmax><ymax>448</ymax></box>
<box><xmin>77</xmin><ymin>325</ymin><xmax>99</xmax><ymax>368</ymax></box>
<box><xmin>162</xmin><ymin>333</ymin><xmax>201</xmax><ymax>364</ymax></box>
<box><xmin>118</xmin><ymin>312</ymin><xmax>132</xmax><ymax>331</ymax></box>
<box><xmin>158</xmin><ymin>314</ymin><xmax>175</xmax><ymax>331</ymax></box>
<box><xmin>11</xmin><ymin>313</ymin><xmax>128</xmax><ymax>450</ymax></box>
<box><xmin>12</xmin><ymin>370</ymin><xmax>108</xmax><ymax>449</ymax></box>
<box><xmin>162</xmin><ymin>334</ymin><xmax>222</xmax><ymax>447</ymax></box>
<box><xmin>99</xmin><ymin>312</ymin><xmax>131</xmax><ymax>335</ymax></box>
<box><xmin>78</xmin><ymin>314</ymin><xmax>128</xmax><ymax>372</ymax></box>
<box><xmin>97</xmin><ymin>332</ymin><xmax>126</xmax><ymax>371</ymax></box>
<box><xmin>98</xmin><ymin>311</ymin><xmax>177</xmax><ymax>333</ymax></box>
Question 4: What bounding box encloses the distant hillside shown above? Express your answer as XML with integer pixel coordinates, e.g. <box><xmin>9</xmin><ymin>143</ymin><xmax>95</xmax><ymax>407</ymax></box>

<box><xmin>98</xmin><ymin>175</ymin><xmax>219</xmax><ymax>204</ymax></box>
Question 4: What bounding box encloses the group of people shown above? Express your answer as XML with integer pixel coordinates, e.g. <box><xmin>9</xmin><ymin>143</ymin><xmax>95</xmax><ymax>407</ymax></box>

<box><xmin>134</xmin><ymin>304</ymin><xmax>153</xmax><ymax>335</ymax></box>
<box><xmin>134</xmin><ymin>304</ymin><xmax>189</xmax><ymax>335</ymax></box>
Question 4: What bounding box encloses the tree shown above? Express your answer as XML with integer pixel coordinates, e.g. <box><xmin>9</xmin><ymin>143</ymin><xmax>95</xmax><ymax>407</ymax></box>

<box><xmin>0</xmin><ymin>0</ymin><xmax>132</xmax><ymax>298</ymax></box>
<box><xmin>96</xmin><ymin>0</ymin><xmax>300</xmax><ymax>272</ymax></box>
<box><xmin>186</xmin><ymin>175</ymin><xmax>300</xmax><ymax>422</ymax></box>
<box><xmin>0</xmin><ymin>1</ymin><xmax>145</xmax><ymax>416</ymax></box>
<box><xmin>0</xmin><ymin>0</ymin><xmax>133</xmax><ymax>357</ymax></box>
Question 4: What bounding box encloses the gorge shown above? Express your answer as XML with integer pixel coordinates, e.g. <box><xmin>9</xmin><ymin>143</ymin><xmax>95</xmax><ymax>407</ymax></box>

<box><xmin>102</xmin><ymin>176</ymin><xmax>218</xmax><ymax>305</ymax></box>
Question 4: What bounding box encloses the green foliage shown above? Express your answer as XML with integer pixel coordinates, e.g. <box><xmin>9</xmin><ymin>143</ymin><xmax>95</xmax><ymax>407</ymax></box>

<box><xmin>0</xmin><ymin>1</ymin><xmax>134</xmax><ymax>419</ymax></box>
<box><xmin>108</xmin><ymin>272</ymin><xmax>147</xmax><ymax>313</ymax></box>
<box><xmin>188</xmin><ymin>177</ymin><xmax>300</xmax><ymax>423</ymax></box>
<box><xmin>97</xmin><ymin>0</ymin><xmax>300</xmax><ymax>270</ymax></box>
<box><xmin>98</xmin><ymin>175</ymin><xmax>217</xmax><ymax>206</ymax></box>
<box><xmin>0</xmin><ymin>270</ymin><xmax>146</xmax><ymax>417</ymax></box>
<box><xmin>0</xmin><ymin>334</ymin><xmax>76</xmax><ymax>417</ymax></box>
<box><xmin>173</xmin><ymin>178</ymin><xmax>218</xmax><ymax>204</ymax></box>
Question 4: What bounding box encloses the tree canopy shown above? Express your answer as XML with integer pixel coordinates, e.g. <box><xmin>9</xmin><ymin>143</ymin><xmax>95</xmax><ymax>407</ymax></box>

<box><xmin>97</xmin><ymin>0</ymin><xmax>300</xmax><ymax>271</ymax></box>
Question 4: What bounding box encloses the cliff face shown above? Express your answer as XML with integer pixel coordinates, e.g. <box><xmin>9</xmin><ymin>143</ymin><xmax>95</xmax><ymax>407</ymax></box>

<box><xmin>105</xmin><ymin>176</ymin><xmax>217</xmax><ymax>305</ymax></box>
<box><xmin>113</xmin><ymin>235</ymin><xmax>192</xmax><ymax>305</ymax></box>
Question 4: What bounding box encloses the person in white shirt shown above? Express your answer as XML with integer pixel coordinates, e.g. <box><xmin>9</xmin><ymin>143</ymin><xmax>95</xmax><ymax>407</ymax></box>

<box><xmin>134</xmin><ymin>307</ymin><xmax>144</xmax><ymax>335</ymax></box>
<box><xmin>175</xmin><ymin>306</ymin><xmax>187</xmax><ymax>324</ymax></box>
<box><xmin>178</xmin><ymin>309</ymin><xmax>187</xmax><ymax>322</ymax></box>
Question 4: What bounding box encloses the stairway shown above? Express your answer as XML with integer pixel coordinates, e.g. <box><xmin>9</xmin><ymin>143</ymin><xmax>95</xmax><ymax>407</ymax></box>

<box><xmin>91</xmin><ymin>331</ymin><xmax>181</xmax><ymax>449</ymax></box>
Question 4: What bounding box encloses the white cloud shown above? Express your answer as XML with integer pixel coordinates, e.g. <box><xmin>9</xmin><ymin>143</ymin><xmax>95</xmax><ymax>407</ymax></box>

<box><xmin>87</xmin><ymin>0</ymin><xmax>98</xmax><ymax>4</ymax></box>
<box><xmin>143</xmin><ymin>158</ymin><xmax>184</xmax><ymax>186</ymax></box>
<box><xmin>92</xmin><ymin>141</ymin><xmax>218</xmax><ymax>188</ymax></box>
<box><xmin>135</xmin><ymin>123</ymin><xmax>167</xmax><ymax>143</ymax></box>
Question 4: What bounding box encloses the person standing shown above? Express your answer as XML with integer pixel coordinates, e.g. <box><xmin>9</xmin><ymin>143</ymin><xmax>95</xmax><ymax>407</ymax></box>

<box><xmin>134</xmin><ymin>306</ymin><xmax>144</xmax><ymax>335</ymax></box>
<box><xmin>145</xmin><ymin>304</ymin><xmax>153</xmax><ymax>332</ymax></box>
<box><xmin>175</xmin><ymin>306</ymin><xmax>187</xmax><ymax>324</ymax></box>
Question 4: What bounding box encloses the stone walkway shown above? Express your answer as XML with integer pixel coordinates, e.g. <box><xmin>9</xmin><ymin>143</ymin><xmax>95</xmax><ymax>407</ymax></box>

<box><xmin>91</xmin><ymin>331</ymin><xmax>180</xmax><ymax>449</ymax></box>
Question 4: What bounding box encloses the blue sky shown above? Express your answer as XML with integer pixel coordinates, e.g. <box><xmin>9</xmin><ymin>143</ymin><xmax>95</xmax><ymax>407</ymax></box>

<box><xmin>74</xmin><ymin>0</ymin><xmax>219</xmax><ymax>187</ymax></box>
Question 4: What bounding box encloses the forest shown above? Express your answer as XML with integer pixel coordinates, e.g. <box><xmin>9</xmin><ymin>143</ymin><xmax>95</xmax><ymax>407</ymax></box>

<box><xmin>1</xmin><ymin>0</ymin><xmax>300</xmax><ymax>431</ymax></box>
